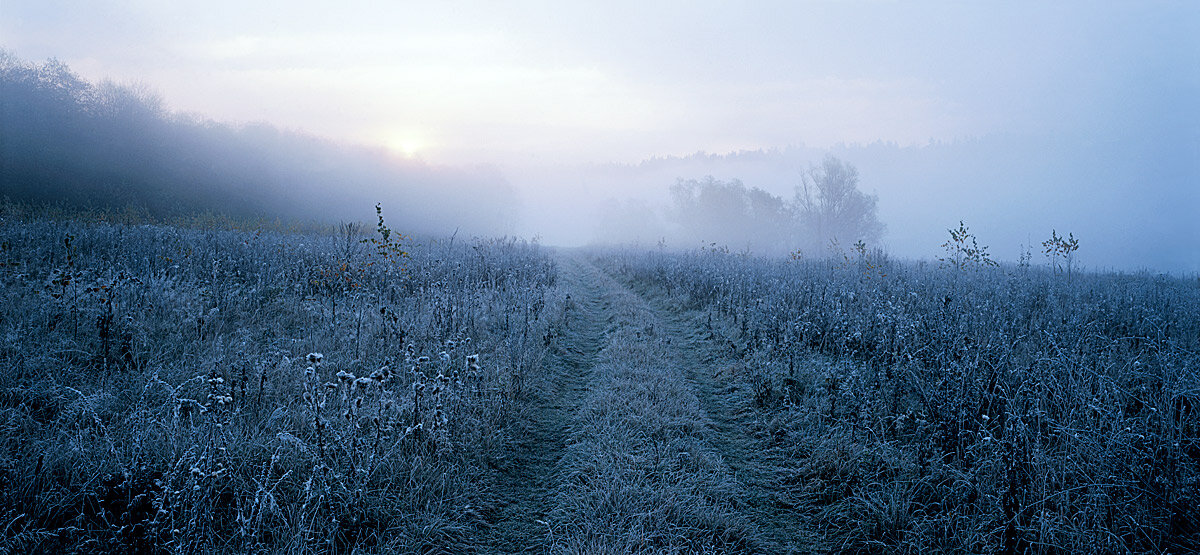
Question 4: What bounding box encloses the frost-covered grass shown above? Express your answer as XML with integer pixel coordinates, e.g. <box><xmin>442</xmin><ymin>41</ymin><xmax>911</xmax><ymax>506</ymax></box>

<box><xmin>546</xmin><ymin>262</ymin><xmax>758</xmax><ymax>553</ymax></box>
<box><xmin>600</xmin><ymin>248</ymin><xmax>1200</xmax><ymax>553</ymax></box>
<box><xmin>4</xmin><ymin>211</ymin><xmax>1196</xmax><ymax>553</ymax></box>
<box><xmin>0</xmin><ymin>214</ymin><xmax>556</xmax><ymax>553</ymax></box>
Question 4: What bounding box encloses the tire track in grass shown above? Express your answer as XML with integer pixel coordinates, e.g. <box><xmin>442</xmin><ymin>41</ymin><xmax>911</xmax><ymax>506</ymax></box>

<box><xmin>547</xmin><ymin>256</ymin><xmax>764</xmax><ymax>553</ymax></box>
<box><xmin>482</xmin><ymin>254</ymin><xmax>610</xmax><ymax>553</ymax></box>
<box><xmin>615</xmin><ymin>272</ymin><xmax>818</xmax><ymax>554</ymax></box>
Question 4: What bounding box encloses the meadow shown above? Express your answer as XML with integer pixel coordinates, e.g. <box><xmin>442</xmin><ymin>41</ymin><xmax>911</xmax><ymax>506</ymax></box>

<box><xmin>598</xmin><ymin>247</ymin><xmax>1200</xmax><ymax>553</ymax></box>
<box><xmin>0</xmin><ymin>211</ymin><xmax>1196</xmax><ymax>553</ymax></box>
<box><xmin>0</xmin><ymin>209</ymin><xmax>557</xmax><ymax>553</ymax></box>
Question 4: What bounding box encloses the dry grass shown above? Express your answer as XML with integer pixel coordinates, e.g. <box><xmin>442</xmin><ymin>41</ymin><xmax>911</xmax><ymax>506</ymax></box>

<box><xmin>5</xmin><ymin>214</ymin><xmax>1194</xmax><ymax>553</ymax></box>
<box><xmin>0</xmin><ymin>215</ymin><xmax>557</xmax><ymax>553</ymax></box>
<box><xmin>602</xmin><ymin>247</ymin><xmax>1200</xmax><ymax>554</ymax></box>
<box><xmin>547</xmin><ymin>262</ymin><xmax>761</xmax><ymax>553</ymax></box>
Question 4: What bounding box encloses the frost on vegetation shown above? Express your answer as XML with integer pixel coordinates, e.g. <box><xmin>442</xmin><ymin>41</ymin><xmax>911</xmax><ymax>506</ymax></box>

<box><xmin>0</xmin><ymin>215</ymin><xmax>556</xmax><ymax>553</ymax></box>
<box><xmin>547</xmin><ymin>276</ymin><xmax>761</xmax><ymax>553</ymax></box>
<box><xmin>597</xmin><ymin>246</ymin><xmax>1200</xmax><ymax>553</ymax></box>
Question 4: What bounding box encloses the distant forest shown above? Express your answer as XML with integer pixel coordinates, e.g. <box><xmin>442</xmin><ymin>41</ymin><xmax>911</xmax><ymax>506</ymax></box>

<box><xmin>595</xmin><ymin>157</ymin><xmax>885</xmax><ymax>257</ymax></box>
<box><xmin>0</xmin><ymin>52</ymin><xmax>516</xmax><ymax>234</ymax></box>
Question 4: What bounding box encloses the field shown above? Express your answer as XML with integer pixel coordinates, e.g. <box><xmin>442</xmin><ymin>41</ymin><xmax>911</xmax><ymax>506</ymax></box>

<box><xmin>0</xmin><ymin>215</ymin><xmax>1197</xmax><ymax>553</ymax></box>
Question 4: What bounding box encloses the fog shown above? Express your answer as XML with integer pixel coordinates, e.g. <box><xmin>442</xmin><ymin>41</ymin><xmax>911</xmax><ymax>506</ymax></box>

<box><xmin>2</xmin><ymin>2</ymin><xmax>1196</xmax><ymax>273</ymax></box>
<box><xmin>1</xmin><ymin>54</ymin><xmax>517</xmax><ymax>236</ymax></box>
<box><xmin>510</xmin><ymin>133</ymin><xmax>1199</xmax><ymax>273</ymax></box>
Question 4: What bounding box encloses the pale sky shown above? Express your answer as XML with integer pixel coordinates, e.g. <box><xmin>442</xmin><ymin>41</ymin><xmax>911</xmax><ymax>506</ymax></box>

<box><xmin>3</xmin><ymin>1</ymin><xmax>1197</xmax><ymax>272</ymax></box>
<box><xmin>5</xmin><ymin>1</ymin><xmax>1194</xmax><ymax>164</ymax></box>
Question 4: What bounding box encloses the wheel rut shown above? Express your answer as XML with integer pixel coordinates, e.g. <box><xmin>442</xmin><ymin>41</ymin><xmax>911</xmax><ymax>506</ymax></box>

<box><xmin>614</xmin><ymin>274</ymin><xmax>815</xmax><ymax>553</ymax></box>
<box><xmin>484</xmin><ymin>255</ymin><xmax>811</xmax><ymax>553</ymax></box>
<box><xmin>480</xmin><ymin>255</ymin><xmax>611</xmax><ymax>553</ymax></box>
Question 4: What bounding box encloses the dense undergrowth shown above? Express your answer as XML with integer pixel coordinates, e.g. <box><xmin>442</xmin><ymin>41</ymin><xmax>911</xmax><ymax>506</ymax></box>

<box><xmin>600</xmin><ymin>249</ymin><xmax>1200</xmax><ymax>553</ymax></box>
<box><xmin>0</xmin><ymin>213</ymin><xmax>556</xmax><ymax>553</ymax></box>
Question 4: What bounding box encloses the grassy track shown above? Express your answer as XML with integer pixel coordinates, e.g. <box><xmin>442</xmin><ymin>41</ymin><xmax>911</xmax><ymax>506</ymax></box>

<box><xmin>543</xmin><ymin>255</ymin><xmax>762</xmax><ymax>553</ymax></box>
<box><xmin>482</xmin><ymin>256</ymin><xmax>610</xmax><ymax>552</ymax></box>
<box><xmin>487</xmin><ymin>254</ymin><xmax>818</xmax><ymax>553</ymax></box>
<box><xmin>633</xmin><ymin>289</ymin><xmax>818</xmax><ymax>553</ymax></box>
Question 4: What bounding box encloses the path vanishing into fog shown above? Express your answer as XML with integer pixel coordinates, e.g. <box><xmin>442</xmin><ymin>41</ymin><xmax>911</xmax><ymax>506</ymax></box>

<box><xmin>483</xmin><ymin>256</ymin><xmax>609</xmax><ymax>552</ymax></box>
<box><xmin>483</xmin><ymin>253</ymin><xmax>808</xmax><ymax>553</ymax></box>
<box><xmin>630</xmin><ymin>275</ymin><xmax>815</xmax><ymax>553</ymax></box>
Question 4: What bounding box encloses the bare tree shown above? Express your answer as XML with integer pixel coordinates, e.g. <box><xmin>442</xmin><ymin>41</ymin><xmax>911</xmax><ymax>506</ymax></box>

<box><xmin>795</xmin><ymin>156</ymin><xmax>884</xmax><ymax>253</ymax></box>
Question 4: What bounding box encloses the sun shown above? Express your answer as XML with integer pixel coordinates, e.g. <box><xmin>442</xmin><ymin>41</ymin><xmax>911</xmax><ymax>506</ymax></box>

<box><xmin>387</xmin><ymin>132</ymin><xmax>428</xmax><ymax>158</ymax></box>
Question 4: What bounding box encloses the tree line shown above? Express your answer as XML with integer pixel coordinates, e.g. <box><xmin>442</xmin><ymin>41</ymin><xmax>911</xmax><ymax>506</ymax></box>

<box><xmin>664</xmin><ymin>156</ymin><xmax>884</xmax><ymax>256</ymax></box>
<box><xmin>0</xmin><ymin>52</ymin><xmax>516</xmax><ymax>235</ymax></box>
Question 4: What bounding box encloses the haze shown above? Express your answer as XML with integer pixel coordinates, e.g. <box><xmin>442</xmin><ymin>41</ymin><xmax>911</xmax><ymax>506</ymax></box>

<box><xmin>2</xmin><ymin>1</ymin><xmax>1197</xmax><ymax>273</ymax></box>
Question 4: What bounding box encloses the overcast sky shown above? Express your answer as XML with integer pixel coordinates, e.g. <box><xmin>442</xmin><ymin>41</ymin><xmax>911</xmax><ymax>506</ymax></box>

<box><xmin>4</xmin><ymin>1</ymin><xmax>1193</xmax><ymax>163</ymax></box>
<box><xmin>3</xmin><ymin>1</ymin><xmax>1197</xmax><ymax>271</ymax></box>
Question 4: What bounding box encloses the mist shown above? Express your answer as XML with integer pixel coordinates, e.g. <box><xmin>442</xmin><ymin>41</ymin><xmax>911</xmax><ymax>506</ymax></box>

<box><xmin>511</xmin><ymin>131</ymin><xmax>1198</xmax><ymax>273</ymax></box>
<box><xmin>2</xmin><ymin>6</ymin><xmax>1200</xmax><ymax>551</ymax></box>
<box><xmin>1</xmin><ymin>53</ymin><xmax>518</xmax><ymax>236</ymax></box>
<box><xmin>2</xmin><ymin>2</ymin><xmax>1197</xmax><ymax>273</ymax></box>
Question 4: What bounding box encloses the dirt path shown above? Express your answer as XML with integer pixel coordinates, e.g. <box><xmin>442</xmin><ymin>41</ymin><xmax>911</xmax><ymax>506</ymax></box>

<box><xmin>544</xmin><ymin>255</ymin><xmax>761</xmax><ymax>552</ymax></box>
<box><xmin>481</xmin><ymin>256</ymin><xmax>610</xmax><ymax>552</ymax></box>
<box><xmin>602</xmin><ymin>264</ymin><xmax>814</xmax><ymax>553</ymax></box>
<box><xmin>635</xmin><ymin>291</ymin><xmax>816</xmax><ymax>553</ymax></box>
<box><xmin>484</xmin><ymin>254</ymin><xmax>811</xmax><ymax>553</ymax></box>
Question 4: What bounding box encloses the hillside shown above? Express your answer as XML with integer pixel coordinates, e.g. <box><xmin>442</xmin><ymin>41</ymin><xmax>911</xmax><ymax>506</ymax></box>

<box><xmin>0</xmin><ymin>53</ymin><xmax>517</xmax><ymax>236</ymax></box>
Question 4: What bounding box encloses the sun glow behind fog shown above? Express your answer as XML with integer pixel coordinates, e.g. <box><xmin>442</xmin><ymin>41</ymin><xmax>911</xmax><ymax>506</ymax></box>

<box><xmin>1</xmin><ymin>1</ymin><xmax>1194</xmax><ymax>272</ymax></box>
<box><xmin>387</xmin><ymin>131</ymin><xmax>427</xmax><ymax>158</ymax></box>
<box><xmin>0</xmin><ymin>3</ymin><xmax>1017</xmax><ymax>165</ymax></box>
<box><xmin>197</xmin><ymin>30</ymin><xmax>659</xmax><ymax>164</ymax></box>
